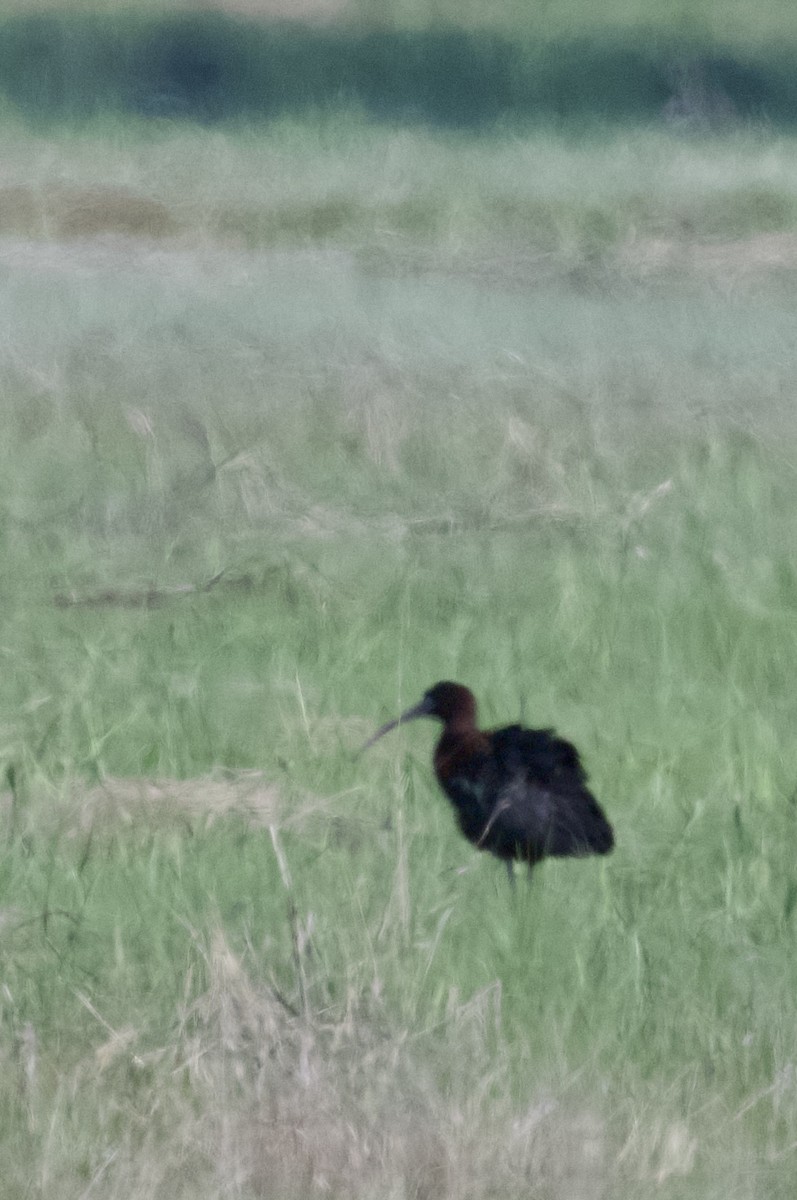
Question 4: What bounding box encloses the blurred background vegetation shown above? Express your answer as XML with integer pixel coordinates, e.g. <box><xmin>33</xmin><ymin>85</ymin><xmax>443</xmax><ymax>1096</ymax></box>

<box><xmin>1</xmin><ymin>5</ymin><xmax>797</xmax><ymax>127</ymax></box>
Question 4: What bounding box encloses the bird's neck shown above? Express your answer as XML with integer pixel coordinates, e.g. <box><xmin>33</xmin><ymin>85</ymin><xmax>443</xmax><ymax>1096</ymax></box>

<box><xmin>434</xmin><ymin>725</ymin><xmax>489</xmax><ymax>780</ymax></box>
<box><xmin>442</xmin><ymin>712</ymin><xmax>477</xmax><ymax>735</ymax></box>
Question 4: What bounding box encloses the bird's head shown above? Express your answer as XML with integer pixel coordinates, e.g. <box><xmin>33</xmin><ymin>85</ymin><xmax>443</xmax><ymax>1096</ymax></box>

<box><xmin>362</xmin><ymin>681</ymin><xmax>477</xmax><ymax>750</ymax></box>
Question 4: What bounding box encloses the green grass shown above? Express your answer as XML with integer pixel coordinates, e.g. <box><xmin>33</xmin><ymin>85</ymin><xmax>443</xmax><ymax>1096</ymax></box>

<box><xmin>2</xmin><ymin>116</ymin><xmax>797</xmax><ymax>1196</ymax></box>
<box><xmin>5</xmin><ymin>117</ymin><xmax>797</xmax><ymax>249</ymax></box>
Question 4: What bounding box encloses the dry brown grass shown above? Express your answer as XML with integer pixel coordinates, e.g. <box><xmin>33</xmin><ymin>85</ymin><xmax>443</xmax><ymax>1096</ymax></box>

<box><xmin>617</xmin><ymin>231</ymin><xmax>797</xmax><ymax>277</ymax></box>
<box><xmin>0</xmin><ymin>184</ymin><xmax>179</xmax><ymax>240</ymax></box>
<box><xmin>79</xmin><ymin>771</ymin><xmax>285</xmax><ymax>827</ymax></box>
<box><xmin>182</xmin><ymin>932</ymin><xmax>622</xmax><ymax>1200</ymax></box>
<box><xmin>0</xmin><ymin>769</ymin><xmax>380</xmax><ymax>853</ymax></box>
<box><xmin>3</xmin><ymin>176</ymin><xmax>797</xmax><ymax>292</ymax></box>
<box><xmin>56</xmin><ymin>926</ymin><xmax>619</xmax><ymax>1200</ymax></box>
<box><xmin>3</xmin><ymin>891</ymin><xmax>715</xmax><ymax>1199</ymax></box>
<box><xmin>0</xmin><ymin>769</ymin><xmax>632</xmax><ymax>1198</ymax></box>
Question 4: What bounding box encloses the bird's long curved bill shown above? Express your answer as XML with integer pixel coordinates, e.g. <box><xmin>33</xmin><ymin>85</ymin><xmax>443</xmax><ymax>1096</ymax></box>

<box><xmin>361</xmin><ymin>699</ymin><xmax>429</xmax><ymax>751</ymax></box>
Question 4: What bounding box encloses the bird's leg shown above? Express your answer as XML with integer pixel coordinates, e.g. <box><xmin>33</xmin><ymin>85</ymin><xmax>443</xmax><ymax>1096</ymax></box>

<box><xmin>505</xmin><ymin>860</ymin><xmax>517</xmax><ymax>891</ymax></box>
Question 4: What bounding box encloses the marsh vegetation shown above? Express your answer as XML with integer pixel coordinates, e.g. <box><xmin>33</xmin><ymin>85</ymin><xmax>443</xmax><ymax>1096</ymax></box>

<box><xmin>1</xmin><ymin>13</ymin><xmax>797</xmax><ymax>1195</ymax></box>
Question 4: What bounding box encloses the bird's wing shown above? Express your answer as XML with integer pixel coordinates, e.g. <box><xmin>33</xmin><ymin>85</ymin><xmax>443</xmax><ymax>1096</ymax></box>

<box><xmin>493</xmin><ymin>772</ymin><xmax>613</xmax><ymax>857</ymax></box>
<box><xmin>489</xmin><ymin>727</ymin><xmax>612</xmax><ymax>857</ymax></box>
<box><xmin>491</xmin><ymin>724</ymin><xmax>589</xmax><ymax>786</ymax></box>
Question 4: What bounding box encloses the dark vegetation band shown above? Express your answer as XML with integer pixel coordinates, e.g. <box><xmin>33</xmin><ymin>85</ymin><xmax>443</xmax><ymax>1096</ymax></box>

<box><xmin>2</xmin><ymin>13</ymin><xmax>797</xmax><ymax>128</ymax></box>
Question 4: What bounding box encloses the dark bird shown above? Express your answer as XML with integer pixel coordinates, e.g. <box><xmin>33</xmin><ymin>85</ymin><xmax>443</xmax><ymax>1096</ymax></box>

<box><xmin>363</xmin><ymin>681</ymin><xmax>613</xmax><ymax>874</ymax></box>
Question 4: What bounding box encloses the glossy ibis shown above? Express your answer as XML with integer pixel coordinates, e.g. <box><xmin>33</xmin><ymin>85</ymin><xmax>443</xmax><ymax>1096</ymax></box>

<box><xmin>364</xmin><ymin>681</ymin><xmax>613</xmax><ymax>874</ymax></box>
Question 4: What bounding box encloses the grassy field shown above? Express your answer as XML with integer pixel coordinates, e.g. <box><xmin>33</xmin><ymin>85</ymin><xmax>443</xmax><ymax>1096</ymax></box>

<box><xmin>2</xmin><ymin>113</ymin><xmax>797</xmax><ymax>1197</ymax></box>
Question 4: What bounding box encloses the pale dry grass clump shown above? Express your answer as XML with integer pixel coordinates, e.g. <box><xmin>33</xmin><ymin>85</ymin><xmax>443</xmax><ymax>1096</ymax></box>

<box><xmin>79</xmin><ymin>771</ymin><xmax>284</xmax><ymax>829</ymax></box>
<box><xmin>0</xmin><ymin>771</ymin><xmax>283</xmax><ymax>838</ymax></box>
<box><xmin>0</xmin><ymin>769</ymin><xmax>381</xmax><ymax>891</ymax></box>
<box><xmin>617</xmin><ymin>231</ymin><xmax>797</xmax><ymax>279</ymax></box>
<box><xmin>4</xmin><ymin>887</ymin><xmax>736</xmax><ymax>1200</ymax></box>
<box><xmin>133</xmin><ymin>929</ymin><xmax>615</xmax><ymax>1200</ymax></box>
<box><xmin>10</xmin><ymin>924</ymin><xmax>623</xmax><ymax>1199</ymax></box>
<box><xmin>185</xmin><ymin>930</ymin><xmax>451</xmax><ymax>1199</ymax></box>
<box><xmin>0</xmin><ymin>184</ymin><xmax>179</xmax><ymax>240</ymax></box>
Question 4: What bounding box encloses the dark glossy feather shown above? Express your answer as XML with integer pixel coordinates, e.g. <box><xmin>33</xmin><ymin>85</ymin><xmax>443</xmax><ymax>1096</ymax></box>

<box><xmin>438</xmin><ymin>723</ymin><xmax>612</xmax><ymax>865</ymax></box>
<box><xmin>365</xmin><ymin>681</ymin><xmax>614</xmax><ymax>873</ymax></box>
